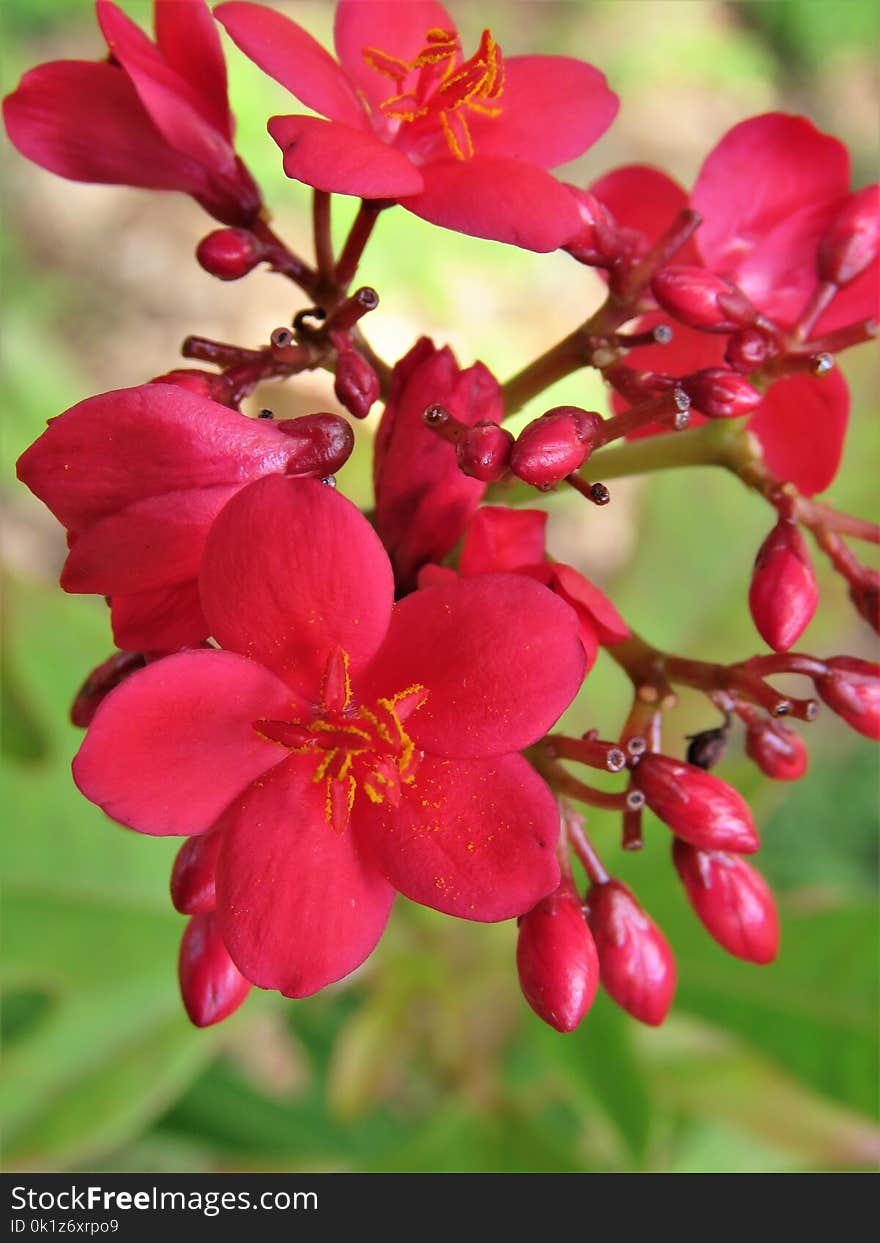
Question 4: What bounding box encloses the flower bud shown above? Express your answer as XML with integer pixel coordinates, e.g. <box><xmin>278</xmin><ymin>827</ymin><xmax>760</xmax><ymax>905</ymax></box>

<box><xmin>724</xmin><ymin>328</ymin><xmax>774</xmax><ymax>372</ymax></box>
<box><xmin>178</xmin><ymin>912</ymin><xmax>251</xmax><ymax>1027</ymax></box>
<box><xmin>456</xmin><ymin>421</ymin><xmax>514</xmax><ymax>481</ymax></box>
<box><xmin>849</xmin><ymin>572</ymin><xmax>879</xmax><ymax>635</ymax></box>
<box><xmin>633</xmin><ymin>753</ymin><xmax>759</xmax><ymax>852</ymax></box>
<box><xmin>818</xmin><ymin>185</ymin><xmax>880</xmax><ymax>288</ymax></box>
<box><xmin>683</xmin><ymin>368</ymin><xmax>763</xmax><ymax>419</ymax></box>
<box><xmin>652</xmin><ymin>266</ymin><xmax>758</xmax><ymax>333</ymax></box>
<box><xmin>334</xmin><ymin>349</ymin><xmax>380</xmax><ymax>419</ymax></box>
<box><xmin>749</xmin><ymin>518</ymin><xmax>818</xmax><ymax>652</ymax></box>
<box><xmin>744</xmin><ymin>718</ymin><xmax>808</xmax><ymax>781</ymax></box>
<box><xmin>196</xmin><ymin>227</ymin><xmax>264</xmax><ymax>280</ymax></box>
<box><xmin>587</xmin><ymin>881</ymin><xmax>676</xmax><ymax>1026</ymax></box>
<box><xmin>70</xmin><ymin>651</ymin><xmax>148</xmax><ymax>728</ymax></box>
<box><xmin>510</xmin><ymin>407</ymin><xmax>602</xmax><ymax>489</ymax></box>
<box><xmin>171</xmin><ymin>832</ymin><xmax>222</xmax><ymax>915</ymax></box>
<box><xmin>815</xmin><ymin>656</ymin><xmax>880</xmax><ymax>740</ymax></box>
<box><xmin>672</xmin><ymin>840</ymin><xmax>779</xmax><ymax>964</ymax></box>
<box><xmin>516</xmin><ymin>883</ymin><xmax>599</xmax><ymax>1032</ymax></box>
<box><xmin>150</xmin><ymin>369</ymin><xmax>232</xmax><ymax>403</ymax></box>
<box><xmin>563</xmin><ymin>186</ymin><xmax>618</xmax><ymax>263</ymax></box>
<box><xmin>275</xmin><ymin>412</ymin><xmax>354</xmax><ymax>477</ymax></box>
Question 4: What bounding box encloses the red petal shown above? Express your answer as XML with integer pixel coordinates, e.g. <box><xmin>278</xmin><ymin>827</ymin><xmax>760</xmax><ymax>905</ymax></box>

<box><xmin>732</xmin><ymin>201</ymin><xmax>842</xmax><ymax>326</ymax></box>
<box><xmin>154</xmin><ymin>0</ymin><xmax>233</xmax><ymax>140</ymax></box>
<box><xmin>61</xmin><ymin>485</ymin><xmax>237</xmax><ymax>595</ymax></box>
<box><xmin>171</xmin><ymin>831</ymin><xmax>222</xmax><ymax>914</ymax></box>
<box><xmin>354</xmin><ymin>753</ymin><xmax>560</xmax><ymax>921</ymax></box>
<box><xmin>814</xmin><ymin>254</ymin><xmax>880</xmax><ymax>335</ymax></box>
<box><xmin>334</xmin><ymin>0</ymin><xmax>456</xmax><ymax>115</ymax></box>
<box><xmin>216</xmin><ymin>2</ymin><xmax>367</xmax><ymax>129</ymax></box>
<box><xmin>200</xmin><ymin>475</ymin><xmax>393</xmax><ymax>698</ymax></box>
<box><xmin>549</xmin><ymin>564</ymin><xmax>631</xmax><ymax>645</ymax></box>
<box><xmin>467</xmin><ymin>56</ymin><xmax>617</xmax><ymax>169</ymax></box>
<box><xmin>3</xmin><ymin>61</ymin><xmax>206</xmax><ymax>194</ymax></box>
<box><xmin>459</xmin><ymin>507</ymin><xmax>548</xmax><ymax>575</ymax></box>
<box><xmin>360</xmin><ymin>574</ymin><xmax>584</xmax><ymax>759</ymax></box>
<box><xmin>216</xmin><ymin>754</ymin><xmax>395</xmax><ymax>997</ymax></box>
<box><xmin>404</xmin><ymin>157</ymin><xmax>585</xmax><ymax>252</ymax></box>
<box><xmin>268</xmin><ymin>114</ymin><xmax>423</xmax><ymax>197</ymax></box>
<box><xmin>111</xmin><ymin>581</ymin><xmax>208</xmax><ymax>652</ymax></box>
<box><xmin>591</xmin><ymin>164</ymin><xmax>699</xmax><ymax>261</ymax></box>
<box><xmin>72</xmin><ymin>650</ymin><xmax>291</xmax><ymax>836</ymax></box>
<box><xmin>16</xmin><ymin>384</ymin><xmax>305</xmax><ymax>531</ymax></box>
<box><xmin>179</xmin><ymin>912</ymin><xmax>252</xmax><ymax>1026</ymax></box>
<box><xmin>748</xmin><ymin>370</ymin><xmax>849</xmax><ymax>496</ymax></box>
<box><xmin>692</xmin><ymin>113</ymin><xmax>849</xmax><ymax>280</ymax></box>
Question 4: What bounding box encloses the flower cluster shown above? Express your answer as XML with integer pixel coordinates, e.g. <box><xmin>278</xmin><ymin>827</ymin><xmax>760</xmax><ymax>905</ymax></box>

<box><xmin>7</xmin><ymin>0</ymin><xmax>878</xmax><ymax>1032</ymax></box>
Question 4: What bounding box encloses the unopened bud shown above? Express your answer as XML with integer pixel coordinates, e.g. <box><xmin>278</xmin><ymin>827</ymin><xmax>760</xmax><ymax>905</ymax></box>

<box><xmin>171</xmin><ymin>832</ymin><xmax>222</xmax><ymax>915</ymax></box>
<box><xmin>178</xmin><ymin>912</ymin><xmax>251</xmax><ymax>1027</ymax></box>
<box><xmin>334</xmin><ymin>349</ymin><xmax>380</xmax><ymax>419</ymax></box>
<box><xmin>516</xmin><ymin>883</ymin><xmax>599</xmax><ymax>1032</ymax></box>
<box><xmin>652</xmin><ymin>266</ymin><xmax>758</xmax><ymax>333</ymax></box>
<box><xmin>672</xmin><ymin>840</ymin><xmax>779</xmax><ymax>964</ymax></box>
<box><xmin>633</xmin><ymin>752</ymin><xmax>759</xmax><ymax>852</ymax></box>
<box><xmin>815</xmin><ymin>656</ymin><xmax>880</xmax><ymax>740</ymax></box>
<box><xmin>683</xmin><ymin>368</ymin><xmax>763</xmax><ymax>419</ymax></box>
<box><xmin>275</xmin><ymin>412</ymin><xmax>354</xmax><ymax>477</ymax></box>
<box><xmin>724</xmin><ymin>328</ymin><xmax>774</xmax><ymax>372</ymax></box>
<box><xmin>510</xmin><ymin>407</ymin><xmax>602</xmax><ymax>489</ymax></box>
<box><xmin>749</xmin><ymin>518</ymin><xmax>818</xmax><ymax>652</ymax></box>
<box><xmin>196</xmin><ymin>227</ymin><xmax>264</xmax><ymax>280</ymax></box>
<box><xmin>849</xmin><ymin>571</ymin><xmax>879</xmax><ymax>634</ymax></box>
<box><xmin>71</xmin><ymin>651</ymin><xmax>148</xmax><ymax>727</ymax></box>
<box><xmin>818</xmin><ymin>185</ymin><xmax>880</xmax><ymax>288</ymax></box>
<box><xmin>587</xmin><ymin>881</ymin><xmax>676</xmax><ymax>1026</ymax></box>
<box><xmin>563</xmin><ymin>186</ymin><xmax>618</xmax><ymax>263</ymax></box>
<box><xmin>455</xmin><ymin>421</ymin><xmax>514</xmax><ymax>481</ymax></box>
<box><xmin>744</xmin><ymin>718</ymin><xmax>808</xmax><ymax>781</ymax></box>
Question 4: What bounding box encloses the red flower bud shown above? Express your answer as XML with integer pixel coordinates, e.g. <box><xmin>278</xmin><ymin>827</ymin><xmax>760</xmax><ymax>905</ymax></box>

<box><xmin>275</xmin><ymin>412</ymin><xmax>354</xmax><ymax>477</ymax></box>
<box><xmin>818</xmin><ymin>185</ymin><xmax>880</xmax><ymax>287</ymax></box>
<box><xmin>672</xmin><ymin>840</ymin><xmax>779</xmax><ymax>964</ymax></box>
<box><xmin>634</xmin><ymin>752</ymin><xmax>759</xmax><ymax>853</ymax></box>
<box><xmin>587</xmin><ymin>881</ymin><xmax>676</xmax><ymax>1026</ymax></box>
<box><xmin>683</xmin><ymin>368</ymin><xmax>763</xmax><ymax>419</ymax></box>
<box><xmin>171</xmin><ymin>832</ymin><xmax>222</xmax><ymax>915</ymax></box>
<box><xmin>749</xmin><ymin>518</ymin><xmax>818</xmax><ymax>652</ymax></box>
<box><xmin>456</xmin><ymin>421</ymin><xmax>514</xmax><ymax>481</ymax></box>
<box><xmin>516</xmin><ymin>884</ymin><xmax>599</xmax><ymax>1032</ymax></box>
<box><xmin>70</xmin><ymin>651</ymin><xmax>147</xmax><ymax>727</ymax></box>
<box><xmin>563</xmin><ymin>186</ymin><xmax>618</xmax><ymax>263</ymax></box>
<box><xmin>815</xmin><ymin>656</ymin><xmax>880</xmax><ymax>740</ymax></box>
<box><xmin>149</xmin><ymin>369</ymin><xmax>232</xmax><ymax>403</ymax></box>
<box><xmin>849</xmin><ymin>572</ymin><xmax>879</xmax><ymax>634</ymax></box>
<box><xmin>510</xmin><ymin>407</ymin><xmax>602</xmax><ymax>489</ymax></box>
<box><xmin>724</xmin><ymin>328</ymin><xmax>774</xmax><ymax>372</ymax></box>
<box><xmin>196</xmin><ymin>227</ymin><xmax>264</xmax><ymax>280</ymax></box>
<box><xmin>334</xmin><ymin>349</ymin><xmax>380</xmax><ymax>420</ymax></box>
<box><xmin>178</xmin><ymin>912</ymin><xmax>251</xmax><ymax>1027</ymax></box>
<box><xmin>744</xmin><ymin>719</ymin><xmax>808</xmax><ymax>781</ymax></box>
<box><xmin>652</xmin><ymin>266</ymin><xmax>758</xmax><ymax>333</ymax></box>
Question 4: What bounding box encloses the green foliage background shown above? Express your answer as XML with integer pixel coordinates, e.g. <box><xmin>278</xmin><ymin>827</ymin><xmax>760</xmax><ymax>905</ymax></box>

<box><xmin>2</xmin><ymin>0</ymin><xmax>878</xmax><ymax>1173</ymax></box>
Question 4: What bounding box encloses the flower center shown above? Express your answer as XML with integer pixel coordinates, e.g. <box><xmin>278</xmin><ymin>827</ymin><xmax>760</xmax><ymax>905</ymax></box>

<box><xmin>254</xmin><ymin>649</ymin><xmax>426</xmax><ymax>832</ymax></box>
<box><xmin>362</xmin><ymin>27</ymin><xmax>504</xmax><ymax>160</ymax></box>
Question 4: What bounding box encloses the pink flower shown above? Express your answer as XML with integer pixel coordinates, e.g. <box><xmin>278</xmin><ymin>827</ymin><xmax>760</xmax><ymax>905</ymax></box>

<box><xmin>3</xmin><ymin>0</ymin><xmax>260</xmax><ymax>225</ymax></box>
<box><xmin>17</xmin><ymin>384</ymin><xmax>353</xmax><ymax>651</ymax></box>
<box><xmin>590</xmin><ymin>114</ymin><xmax>878</xmax><ymax>494</ymax></box>
<box><xmin>72</xmin><ymin>476</ymin><xmax>586</xmax><ymax>1000</ymax></box>
<box><xmin>373</xmin><ymin>337</ymin><xmax>503</xmax><ymax>590</ymax></box>
<box><xmin>216</xmin><ymin>0</ymin><xmax>618</xmax><ymax>251</ymax></box>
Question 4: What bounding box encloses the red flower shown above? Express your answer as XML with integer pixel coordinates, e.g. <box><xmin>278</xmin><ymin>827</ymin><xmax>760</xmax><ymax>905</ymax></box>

<box><xmin>3</xmin><ymin>0</ymin><xmax>260</xmax><ymax>225</ymax></box>
<box><xmin>672</xmin><ymin>840</ymin><xmax>779</xmax><ymax>965</ymax></box>
<box><xmin>72</xmin><ymin>476</ymin><xmax>585</xmax><ymax>1000</ymax></box>
<box><xmin>589</xmin><ymin>114</ymin><xmax>878</xmax><ymax>494</ymax></box>
<box><xmin>216</xmin><ymin>0</ymin><xmax>618</xmax><ymax>251</ymax></box>
<box><xmin>17</xmin><ymin>384</ymin><xmax>353</xmax><ymax>651</ymax></box>
<box><xmin>373</xmin><ymin>337</ymin><xmax>503</xmax><ymax>590</ymax></box>
<box><xmin>516</xmin><ymin>878</ymin><xmax>599</xmax><ymax>1033</ymax></box>
<box><xmin>586</xmin><ymin>880</ymin><xmax>676</xmax><ymax>1026</ymax></box>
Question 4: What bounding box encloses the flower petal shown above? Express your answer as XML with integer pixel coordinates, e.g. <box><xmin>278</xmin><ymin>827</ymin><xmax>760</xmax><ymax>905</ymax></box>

<box><xmin>748</xmin><ymin>370</ymin><xmax>849</xmax><ymax>496</ymax></box>
<box><xmin>111</xmin><ymin>581</ymin><xmax>209</xmax><ymax>652</ymax></box>
<box><xmin>154</xmin><ymin>0</ymin><xmax>233</xmax><ymax>140</ymax></box>
<box><xmin>591</xmin><ymin>163</ymin><xmax>701</xmax><ymax>264</ymax></box>
<box><xmin>334</xmin><ymin>0</ymin><xmax>457</xmax><ymax>115</ymax></box>
<box><xmin>360</xmin><ymin>573</ymin><xmax>585</xmax><ymax>758</ymax></box>
<box><xmin>268</xmin><ymin>113</ymin><xmax>423</xmax><ymax>197</ymax></box>
<box><xmin>200</xmin><ymin>475</ymin><xmax>394</xmax><ymax>697</ymax></box>
<box><xmin>404</xmin><ymin>157</ymin><xmax>585</xmax><ymax>252</ymax></box>
<box><xmin>216</xmin><ymin>2</ymin><xmax>367</xmax><ymax>128</ymax></box>
<box><xmin>549</xmin><ymin>565</ymin><xmax>631</xmax><ymax>646</ymax></box>
<box><xmin>467</xmin><ymin>56</ymin><xmax>618</xmax><ymax>169</ymax></box>
<box><xmin>355</xmin><ymin>753</ymin><xmax>560</xmax><ymax>921</ymax></box>
<box><xmin>72</xmin><ymin>650</ymin><xmax>292</xmax><ymax>836</ymax></box>
<box><xmin>459</xmin><ymin>507</ymin><xmax>548</xmax><ymax>575</ymax></box>
<box><xmin>731</xmin><ymin>200</ymin><xmax>842</xmax><ymax>326</ymax></box>
<box><xmin>216</xmin><ymin>753</ymin><xmax>395</xmax><ymax>997</ymax></box>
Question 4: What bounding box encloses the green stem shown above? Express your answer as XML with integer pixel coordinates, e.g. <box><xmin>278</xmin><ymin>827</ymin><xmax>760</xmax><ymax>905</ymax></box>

<box><xmin>586</xmin><ymin>419</ymin><xmax>749</xmax><ymax>482</ymax></box>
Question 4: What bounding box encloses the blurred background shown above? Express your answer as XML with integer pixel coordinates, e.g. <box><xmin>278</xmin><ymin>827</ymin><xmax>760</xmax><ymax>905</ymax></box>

<box><xmin>2</xmin><ymin>0</ymin><xmax>878</xmax><ymax>1173</ymax></box>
